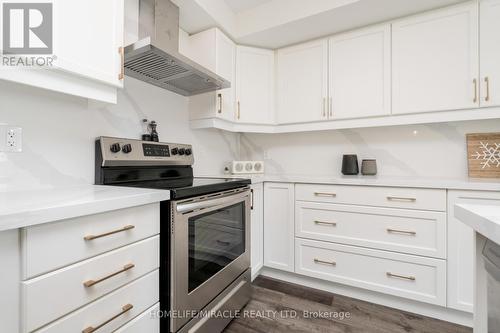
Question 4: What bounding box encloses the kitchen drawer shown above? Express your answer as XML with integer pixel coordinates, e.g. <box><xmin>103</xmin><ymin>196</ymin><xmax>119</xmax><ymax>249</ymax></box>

<box><xmin>115</xmin><ymin>303</ymin><xmax>159</xmax><ymax>333</ymax></box>
<box><xmin>296</xmin><ymin>202</ymin><xmax>446</xmax><ymax>258</ymax></box>
<box><xmin>295</xmin><ymin>184</ymin><xmax>446</xmax><ymax>211</ymax></box>
<box><xmin>295</xmin><ymin>238</ymin><xmax>446</xmax><ymax>306</ymax></box>
<box><xmin>23</xmin><ymin>236</ymin><xmax>159</xmax><ymax>333</ymax></box>
<box><xmin>23</xmin><ymin>203</ymin><xmax>159</xmax><ymax>278</ymax></box>
<box><xmin>32</xmin><ymin>270</ymin><xmax>159</xmax><ymax>333</ymax></box>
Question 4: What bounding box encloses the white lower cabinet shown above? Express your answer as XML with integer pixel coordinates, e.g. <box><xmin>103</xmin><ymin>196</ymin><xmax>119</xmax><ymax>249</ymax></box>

<box><xmin>0</xmin><ymin>230</ymin><xmax>20</xmax><ymax>333</ymax></box>
<box><xmin>263</xmin><ymin>183</ymin><xmax>295</xmax><ymax>272</ymax></box>
<box><xmin>33</xmin><ymin>270</ymin><xmax>159</xmax><ymax>333</ymax></box>
<box><xmin>251</xmin><ymin>183</ymin><xmax>264</xmax><ymax>280</ymax></box>
<box><xmin>447</xmin><ymin>190</ymin><xmax>500</xmax><ymax>313</ymax></box>
<box><xmin>295</xmin><ymin>201</ymin><xmax>446</xmax><ymax>258</ymax></box>
<box><xmin>295</xmin><ymin>238</ymin><xmax>446</xmax><ymax>306</ymax></box>
<box><xmin>23</xmin><ymin>237</ymin><xmax>159</xmax><ymax>332</ymax></box>
<box><xmin>115</xmin><ymin>303</ymin><xmax>159</xmax><ymax>333</ymax></box>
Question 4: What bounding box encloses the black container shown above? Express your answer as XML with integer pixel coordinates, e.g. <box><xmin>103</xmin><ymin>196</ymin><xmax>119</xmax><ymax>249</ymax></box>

<box><xmin>342</xmin><ymin>154</ymin><xmax>359</xmax><ymax>175</ymax></box>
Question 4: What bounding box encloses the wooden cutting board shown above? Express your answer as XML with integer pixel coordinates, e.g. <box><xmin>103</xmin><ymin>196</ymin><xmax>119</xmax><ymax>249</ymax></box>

<box><xmin>467</xmin><ymin>132</ymin><xmax>500</xmax><ymax>178</ymax></box>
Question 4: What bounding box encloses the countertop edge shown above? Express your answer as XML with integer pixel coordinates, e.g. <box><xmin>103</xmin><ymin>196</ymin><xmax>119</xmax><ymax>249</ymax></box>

<box><xmin>455</xmin><ymin>204</ymin><xmax>500</xmax><ymax>245</ymax></box>
<box><xmin>0</xmin><ymin>190</ymin><xmax>170</xmax><ymax>233</ymax></box>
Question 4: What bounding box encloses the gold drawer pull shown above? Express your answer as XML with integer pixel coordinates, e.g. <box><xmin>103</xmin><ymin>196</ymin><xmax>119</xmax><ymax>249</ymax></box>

<box><xmin>314</xmin><ymin>192</ymin><xmax>337</xmax><ymax>198</ymax></box>
<box><xmin>217</xmin><ymin>93</ymin><xmax>223</xmax><ymax>113</ymax></box>
<box><xmin>485</xmin><ymin>77</ymin><xmax>490</xmax><ymax>102</ymax></box>
<box><xmin>83</xmin><ymin>263</ymin><xmax>135</xmax><ymax>288</ymax></box>
<box><xmin>314</xmin><ymin>220</ymin><xmax>337</xmax><ymax>227</ymax></box>
<box><xmin>314</xmin><ymin>258</ymin><xmax>336</xmax><ymax>266</ymax></box>
<box><xmin>84</xmin><ymin>225</ymin><xmax>135</xmax><ymax>241</ymax></box>
<box><xmin>82</xmin><ymin>303</ymin><xmax>133</xmax><ymax>333</ymax></box>
<box><xmin>118</xmin><ymin>46</ymin><xmax>125</xmax><ymax>80</ymax></box>
<box><xmin>387</xmin><ymin>228</ymin><xmax>416</xmax><ymax>236</ymax></box>
<box><xmin>386</xmin><ymin>272</ymin><xmax>415</xmax><ymax>281</ymax></box>
<box><xmin>473</xmin><ymin>78</ymin><xmax>478</xmax><ymax>103</ymax></box>
<box><xmin>386</xmin><ymin>196</ymin><xmax>416</xmax><ymax>202</ymax></box>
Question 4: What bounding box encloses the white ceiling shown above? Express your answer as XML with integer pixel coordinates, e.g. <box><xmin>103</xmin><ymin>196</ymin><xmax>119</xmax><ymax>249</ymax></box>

<box><xmin>174</xmin><ymin>0</ymin><xmax>468</xmax><ymax>49</ymax></box>
<box><xmin>224</xmin><ymin>0</ymin><xmax>273</xmax><ymax>13</ymax></box>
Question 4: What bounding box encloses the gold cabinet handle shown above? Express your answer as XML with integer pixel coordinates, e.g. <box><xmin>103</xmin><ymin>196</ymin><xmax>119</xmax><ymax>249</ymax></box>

<box><xmin>387</xmin><ymin>228</ymin><xmax>416</xmax><ymax>236</ymax></box>
<box><xmin>485</xmin><ymin>77</ymin><xmax>490</xmax><ymax>102</ymax></box>
<box><xmin>314</xmin><ymin>258</ymin><xmax>336</xmax><ymax>266</ymax></box>
<box><xmin>82</xmin><ymin>303</ymin><xmax>133</xmax><ymax>333</ymax></box>
<box><xmin>118</xmin><ymin>47</ymin><xmax>125</xmax><ymax>80</ymax></box>
<box><xmin>314</xmin><ymin>220</ymin><xmax>337</xmax><ymax>227</ymax></box>
<box><xmin>386</xmin><ymin>272</ymin><xmax>415</xmax><ymax>281</ymax></box>
<box><xmin>84</xmin><ymin>225</ymin><xmax>135</xmax><ymax>241</ymax></box>
<box><xmin>314</xmin><ymin>192</ymin><xmax>336</xmax><ymax>197</ymax></box>
<box><xmin>217</xmin><ymin>93</ymin><xmax>223</xmax><ymax>113</ymax></box>
<box><xmin>386</xmin><ymin>196</ymin><xmax>416</xmax><ymax>202</ymax></box>
<box><xmin>237</xmin><ymin>101</ymin><xmax>241</xmax><ymax>119</ymax></box>
<box><xmin>83</xmin><ymin>263</ymin><xmax>135</xmax><ymax>288</ymax></box>
<box><xmin>329</xmin><ymin>97</ymin><xmax>333</xmax><ymax>117</ymax></box>
<box><xmin>473</xmin><ymin>78</ymin><xmax>478</xmax><ymax>103</ymax></box>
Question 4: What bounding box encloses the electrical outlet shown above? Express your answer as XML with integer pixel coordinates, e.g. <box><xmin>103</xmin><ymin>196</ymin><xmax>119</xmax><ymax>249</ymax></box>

<box><xmin>0</xmin><ymin>126</ymin><xmax>23</xmax><ymax>152</ymax></box>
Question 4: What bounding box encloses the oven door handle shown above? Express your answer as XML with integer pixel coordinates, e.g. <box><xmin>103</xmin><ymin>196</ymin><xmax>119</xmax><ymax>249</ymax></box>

<box><xmin>176</xmin><ymin>191</ymin><xmax>249</xmax><ymax>214</ymax></box>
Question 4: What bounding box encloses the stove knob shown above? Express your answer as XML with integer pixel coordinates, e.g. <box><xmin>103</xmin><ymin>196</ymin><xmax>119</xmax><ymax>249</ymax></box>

<box><xmin>178</xmin><ymin>148</ymin><xmax>186</xmax><ymax>155</ymax></box>
<box><xmin>122</xmin><ymin>144</ymin><xmax>132</xmax><ymax>154</ymax></box>
<box><xmin>110</xmin><ymin>143</ymin><xmax>121</xmax><ymax>153</ymax></box>
<box><xmin>171</xmin><ymin>148</ymin><xmax>179</xmax><ymax>155</ymax></box>
<box><xmin>185</xmin><ymin>148</ymin><xmax>192</xmax><ymax>156</ymax></box>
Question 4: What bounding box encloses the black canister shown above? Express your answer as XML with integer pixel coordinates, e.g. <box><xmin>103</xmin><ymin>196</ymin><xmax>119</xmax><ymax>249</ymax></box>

<box><xmin>342</xmin><ymin>154</ymin><xmax>359</xmax><ymax>175</ymax></box>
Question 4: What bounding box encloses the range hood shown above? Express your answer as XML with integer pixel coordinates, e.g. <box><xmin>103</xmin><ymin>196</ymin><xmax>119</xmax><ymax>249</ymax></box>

<box><xmin>124</xmin><ymin>0</ymin><xmax>230</xmax><ymax>96</ymax></box>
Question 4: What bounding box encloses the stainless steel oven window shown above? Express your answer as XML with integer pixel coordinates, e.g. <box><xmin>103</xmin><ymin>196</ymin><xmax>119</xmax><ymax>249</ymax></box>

<box><xmin>188</xmin><ymin>201</ymin><xmax>245</xmax><ymax>292</ymax></box>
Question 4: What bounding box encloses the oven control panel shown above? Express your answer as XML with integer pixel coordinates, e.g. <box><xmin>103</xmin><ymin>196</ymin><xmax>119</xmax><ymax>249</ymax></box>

<box><xmin>97</xmin><ymin>137</ymin><xmax>194</xmax><ymax>166</ymax></box>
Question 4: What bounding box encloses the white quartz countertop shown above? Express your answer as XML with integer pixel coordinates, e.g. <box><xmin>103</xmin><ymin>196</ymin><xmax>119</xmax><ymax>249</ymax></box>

<box><xmin>455</xmin><ymin>204</ymin><xmax>500</xmax><ymax>245</ymax></box>
<box><xmin>0</xmin><ymin>185</ymin><xmax>170</xmax><ymax>232</ymax></box>
<box><xmin>200</xmin><ymin>174</ymin><xmax>500</xmax><ymax>191</ymax></box>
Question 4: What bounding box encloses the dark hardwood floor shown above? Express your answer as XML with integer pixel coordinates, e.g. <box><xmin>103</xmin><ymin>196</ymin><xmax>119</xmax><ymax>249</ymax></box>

<box><xmin>224</xmin><ymin>276</ymin><xmax>472</xmax><ymax>333</ymax></box>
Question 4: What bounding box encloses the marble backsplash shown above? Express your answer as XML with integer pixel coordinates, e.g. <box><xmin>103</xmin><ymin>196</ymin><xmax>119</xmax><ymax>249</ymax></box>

<box><xmin>240</xmin><ymin>119</ymin><xmax>500</xmax><ymax>180</ymax></box>
<box><xmin>0</xmin><ymin>78</ymin><xmax>239</xmax><ymax>191</ymax></box>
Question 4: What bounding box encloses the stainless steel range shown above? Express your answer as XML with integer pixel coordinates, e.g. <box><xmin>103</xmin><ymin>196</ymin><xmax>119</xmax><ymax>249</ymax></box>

<box><xmin>95</xmin><ymin>137</ymin><xmax>251</xmax><ymax>333</ymax></box>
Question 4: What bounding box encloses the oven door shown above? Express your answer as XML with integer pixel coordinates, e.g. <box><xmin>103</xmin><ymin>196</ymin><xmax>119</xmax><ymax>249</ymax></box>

<box><xmin>171</xmin><ymin>187</ymin><xmax>250</xmax><ymax>332</ymax></box>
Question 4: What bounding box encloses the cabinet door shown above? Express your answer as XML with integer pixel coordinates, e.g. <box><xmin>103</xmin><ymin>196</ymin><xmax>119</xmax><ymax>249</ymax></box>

<box><xmin>250</xmin><ymin>183</ymin><xmax>264</xmax><ymax>280</ymax></box>
<box><xmin>329</xmin><ymin>25</ymin><xmax>391</xmax><ymax>119</ymax></box>
<box><xmin>264</xmin><ymin>183</ymin><xmax>295</xmax><ymax>272</ymax></box>
<box><xmin>277</xmin><ymin>39</ymin><xmax>328</xmax><ymax>124</ymax></box>
<box><xmin>447</xmin><ymin>190</ymin><xmax>500</xmax><ymax>313</ymax></box>
<box><xmin>54</xmin><ymin>0</ymin><xmax>124</xmax><ymax>87</ymax></box>
<box><xmin>215</xmin><ymin>30</ymin><xmax>236</xmax><ymax>121</ymax></box>
<box><xmin>235</xmin><ymin>46</ymin><xmax>274</xmax><ymax>124</ymax></box>
<box><xmin>480</xmin><ymin>0</ymin><xmax>500</xmax><ymax>107</ymax></box>
<box><xmin>392</xmin><ymin>3</ymin><xmax>478</xmax><ymax>114</ymax></box>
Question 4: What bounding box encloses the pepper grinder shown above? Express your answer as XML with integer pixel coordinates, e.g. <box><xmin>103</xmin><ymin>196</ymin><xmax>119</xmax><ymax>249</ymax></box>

<box><xmin>141</xmin><ymin>119</ymin><xmax>151</xmax><ymax>141</ymax></box>
<box><xmin>149</xmin><ymin>120</ymin><xmax>159</xmax><ymax>142</ymax></box>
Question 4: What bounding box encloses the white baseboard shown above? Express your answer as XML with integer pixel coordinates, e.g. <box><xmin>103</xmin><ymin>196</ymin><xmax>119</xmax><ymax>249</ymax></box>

<box><xmin>258</xmin><ymin>267</ymin><xmax>473</xmax><ymax>328</ymax></box>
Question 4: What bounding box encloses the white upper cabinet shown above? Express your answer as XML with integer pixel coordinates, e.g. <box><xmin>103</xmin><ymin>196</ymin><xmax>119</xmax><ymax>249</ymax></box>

<box><xmin>329</xmin><ymin>24</ymin><xmax>391</xmax><ymax>119</ymax></box>
<box><xmin>392</xmin><ymin>3</ymin><xmax>478</xmax><ymax>114</ymax></box>
<box><xmin>188</xmin><ymin>28</ymin><xmax>236</xmax><ymax>122</ymax></box>
<box><xmin>276</xmin><ymin>39</ymin><xmax>329</xmax><ymax>124</ymax></box>
<box><xmin>54</xmin><ymin>0</ymin><xmax>124</xmax><ymax>88</ymax></box>
<box><xmin>480</xmin><ymin>0</ymin><xmax>500</xmax><ymax>107</ymax></box>
<box><xmin>0</xmin><ymin>0</ymin><xmax>124</xmax><ymax>103</ymax></box>
<box><xmin>235</xmin><ymin>46</ymin><xmax>275</xmax><ymax>124</ymax></box>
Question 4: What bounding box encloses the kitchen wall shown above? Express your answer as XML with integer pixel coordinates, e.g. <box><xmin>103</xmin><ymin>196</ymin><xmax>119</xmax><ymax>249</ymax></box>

<box><xmin>0</xmin><ymin>78</ymin><xmax>239</xmax><ymax>191</ymax></box>
<box><xmin>240</xmin><ymin>119</ymin><xmax>500</xmax><ymax>180</ymax></box>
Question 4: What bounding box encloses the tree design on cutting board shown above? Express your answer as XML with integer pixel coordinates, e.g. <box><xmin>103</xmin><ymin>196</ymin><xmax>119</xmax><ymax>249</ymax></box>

<box><xmin>473</xmin><ymin>141</ymin><xmax>500</xmax><ymax>169</ymax></box>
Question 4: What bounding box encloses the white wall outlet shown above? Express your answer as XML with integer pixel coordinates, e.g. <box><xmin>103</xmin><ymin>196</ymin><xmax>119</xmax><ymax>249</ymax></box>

<box><xmin>0</xmin><ymin>126</ymin><xmax>23</xmax><ymax>152</ymax></box>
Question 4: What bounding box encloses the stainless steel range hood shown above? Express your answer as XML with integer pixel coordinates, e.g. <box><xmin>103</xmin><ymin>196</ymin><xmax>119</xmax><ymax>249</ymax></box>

<box><xmin>124</xmin><ymin>0</ymin><xmax>230</xmax><ymax>96</ymax></box>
